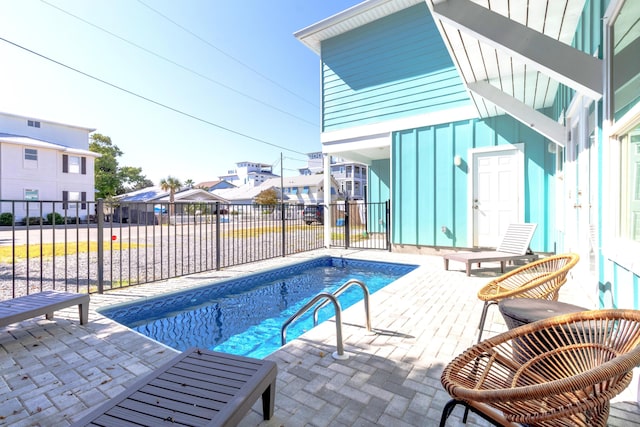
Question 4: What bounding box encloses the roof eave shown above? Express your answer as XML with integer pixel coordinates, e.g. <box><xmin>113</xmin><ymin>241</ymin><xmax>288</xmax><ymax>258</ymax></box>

<box><xmin>294</xmin><ymin>0</ymin><xmax>423</xmax><ymax>54</ymax></box>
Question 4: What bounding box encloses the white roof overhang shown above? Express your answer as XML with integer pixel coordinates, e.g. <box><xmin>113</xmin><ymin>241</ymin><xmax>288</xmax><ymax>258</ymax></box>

<box><xmin>427</xmin><ymin>0</ymin><xmax>602</xmax><ymax>146</ymax></box>
<box><xmin>295</xmin><ymin>0</ymin><xmax>424</xmax><ymax>54</ymax></box>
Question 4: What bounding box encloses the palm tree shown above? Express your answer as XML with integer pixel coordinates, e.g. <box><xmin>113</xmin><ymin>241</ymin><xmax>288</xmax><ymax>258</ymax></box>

<box><xmin>184</xmin><ymin>179</ymin><xmax>195</xmax><ymax>189</ymax></box>
<box><xmin>159</xmin><ymin>176</ymin><xmax>181</xmax><ymax>216</ymax></box>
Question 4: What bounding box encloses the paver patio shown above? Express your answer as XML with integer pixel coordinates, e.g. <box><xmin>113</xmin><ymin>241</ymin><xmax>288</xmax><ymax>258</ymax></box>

<box><xmin>1</xmin><ymin>249</ymin><xmax>638</xmax><ymax>426</ymax></box>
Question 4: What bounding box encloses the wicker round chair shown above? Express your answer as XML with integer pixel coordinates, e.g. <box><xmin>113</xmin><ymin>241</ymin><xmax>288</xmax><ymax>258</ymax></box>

<box><xmin>440</xmin><ymin>309</ymin><xmax>640</xmax><ymax>427</ymax></box>
<box><xmin>476</xmin><ymin>253</ymin><xmax>580</xmax><ymax>342</ymax></box>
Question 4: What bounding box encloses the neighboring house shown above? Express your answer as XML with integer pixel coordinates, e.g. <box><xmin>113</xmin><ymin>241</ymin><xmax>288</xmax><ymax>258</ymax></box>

<box><xmin>296</xmin><ymin>0</ymin><xmax>640</xmax><ymax>318</ymax></box>
<box><xmin>114</xmin><ymin>186</ymin><xmax>227</xmax><ymax>222</ymax></box>
<box><xmin>218</xmin><ymin>161</ymin><xmax>279</xmax><ymax>187</ymax></box>
<box><xmin>212</xmin><ymin>184</ymin><xmax>281</xmax><ymax>205</ymax></box>
<box><xmin>300</xmin><ymin>152</ymin><xmax>368</xmax><ymax>200</ymax></box>
<box><xmin>195</xmin><ymin>180</ymin><xmax>236</xmax><ymax>192</ymax></box>
<box><xmin>263</xmin><ymin>174</ymin><xmax>340</xmax><ymax>205</ymax></box>
<box><xmin>212</xmin><ymin>174</ymin><xmax>340</xmax><ymax>205</ymax></box>
<box><xmin>0</xmin><ymin>112</ymin><xmax>98</xmax><ymax>221</ymax></box>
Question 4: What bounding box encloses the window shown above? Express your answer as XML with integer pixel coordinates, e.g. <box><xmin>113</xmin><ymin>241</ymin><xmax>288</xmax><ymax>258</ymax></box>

<box><xmin>290</xmin><ymin>187</ymin><xmax>298</xmax><ymax>195</ymax></box>
<box><xmin>302</xmin><ymin>186</ymin><xmax>309</xmax><ymax>194</ymax></box>
<box><xmin>621</xmin><ymin>122</ymin><xmax>640</xmax><ymax>242</ymax></box>
<box><xmin>24</xmin><ymin>189</ymin><xmax>39</xmax><ymax>200</ymax></box>
<box><xmin>24</xmin><ymin>148</ymin><xmax>37</xmax><ymax>161</ymax></box>
<box><xmin>63</xmin><ymin>155</ymin><xmax>87</xmax><ymax>174</ymax></box>
<box><xmin>63</xmin><ymin>191</ymin><xmax>87</xmax><ymax>210</ymax></box>
<box><xmin>27</xmin><ymin>120</ymin><xmax>41</xmax><ymax>128</ymax></box>
<box><xmin>69</xmin><ymin>156</ymin><xmax>80</xmax><ymax>173</ymax></box>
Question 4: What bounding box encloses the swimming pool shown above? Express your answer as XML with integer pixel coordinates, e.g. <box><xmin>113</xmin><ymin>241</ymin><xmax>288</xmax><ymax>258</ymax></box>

<box><xmin>100</xmin><ymin>257</ymin><xmax>417</xmax><ymax>359</ymax></box>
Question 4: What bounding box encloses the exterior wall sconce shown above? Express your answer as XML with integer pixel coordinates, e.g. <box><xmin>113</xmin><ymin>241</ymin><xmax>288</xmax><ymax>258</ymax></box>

<box><xmin>453</xmin><ymin>155</ymin><xmax>462</xmax><ymax>166</ymax></box>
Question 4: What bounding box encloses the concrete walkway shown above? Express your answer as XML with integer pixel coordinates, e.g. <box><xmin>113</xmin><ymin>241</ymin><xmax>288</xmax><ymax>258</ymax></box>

<box><xmin>0</xmin><ymin>249</ymin><xmax>638</xmax><ymax>426</ymax></box>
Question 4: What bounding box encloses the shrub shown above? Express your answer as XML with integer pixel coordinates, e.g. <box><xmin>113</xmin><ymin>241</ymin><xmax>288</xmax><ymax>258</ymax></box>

<box><xmin>24</xmin><ymin>216</ymin><xmax>44</xmax><ymax>226</ymax></box>
<box><xmin>0</xmin><ymin>212</ymin><xmax>13</xmax><ymax>226</ymax></box>
<box><xmin>46</xmin><ymin>212</ymin><xmax>65</xmax><ymax>225</ymax></box>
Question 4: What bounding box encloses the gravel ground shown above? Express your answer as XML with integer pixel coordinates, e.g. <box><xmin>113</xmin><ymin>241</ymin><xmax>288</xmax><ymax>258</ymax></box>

<box><xmin>0</xmin><ymin>225</ymin><xmax>327</xmax><ymax>300</ymax></box>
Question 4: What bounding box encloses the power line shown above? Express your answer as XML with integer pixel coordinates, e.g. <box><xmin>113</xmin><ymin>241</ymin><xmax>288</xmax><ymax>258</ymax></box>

<box><xmin>135</xmin><ymin>0</ymin><xmax>319</xmax><ymax>109</ymax></box>
<box><xmin>0</xmin><ymin>36</ymin><xmax>308</xmax><ymax>156</ymax></box>
<box><xmin>38</xmin><ymin>0</ymin><xmax>318</xmax><ymax>128</ymax></box>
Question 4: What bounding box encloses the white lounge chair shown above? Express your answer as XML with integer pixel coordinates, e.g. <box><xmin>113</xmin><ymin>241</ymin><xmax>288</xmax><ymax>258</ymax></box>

<box><xmin>443</xmin><ymin>223</ymin><xmax>538</xmax><ymax>276</ymax></box>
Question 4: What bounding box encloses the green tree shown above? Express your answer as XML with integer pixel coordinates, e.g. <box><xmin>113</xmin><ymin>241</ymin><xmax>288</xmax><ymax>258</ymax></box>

<box><xmin>90</xmin><ymin>133</ymin><xmax>153</xmax><ymax>197</ymax></box>
<box><xmin>119</xmin><ymin>166</ymin><xmax>154</xmax><ymax>192</ymax></box>
<box><xmin>90</xmin><ymin>133</ymin><xmax>122</xmax><ymax>198</ymax></box>
<box><xmin>184</xmin><ymin>179</ymin><xmax>195</xmax><ymax>189</ymax></box>
<box><xmin>159</xmin><ymin>176</ymin><xmax>182</xmax><ymax>215</ymax></box>
<box><xmin>255</xmin><ymin>188</ymin><xmax>279</xmax><ymax>205</ymax></box>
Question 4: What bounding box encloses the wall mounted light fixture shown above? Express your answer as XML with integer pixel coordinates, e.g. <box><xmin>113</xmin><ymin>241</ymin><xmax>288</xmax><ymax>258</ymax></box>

<box><xmin>453</xmin><ymin>155</ymin><xmax>462</xmax><ymax>166</ymax></box>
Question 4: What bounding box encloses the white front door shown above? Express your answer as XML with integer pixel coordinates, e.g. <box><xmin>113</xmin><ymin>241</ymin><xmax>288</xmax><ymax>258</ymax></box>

<box><xmin>472</xmin><ymin>146</ymin><xmax>523</xmax><ymax>247</ymax></box>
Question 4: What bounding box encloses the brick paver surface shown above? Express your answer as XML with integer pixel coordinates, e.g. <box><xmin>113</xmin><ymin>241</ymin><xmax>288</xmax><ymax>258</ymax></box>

<box><xmin>0</xmin><ymin>249</ymin><xmax>638</xmax><ymax>426</ymax></box>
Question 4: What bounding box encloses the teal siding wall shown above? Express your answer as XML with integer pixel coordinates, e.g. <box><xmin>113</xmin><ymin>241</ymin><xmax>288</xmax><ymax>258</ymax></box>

<box><xmin>390</xmin><ymin>115</ymin><xmax>556</xmax><ymax>252</ymax></box>
<box><xmin>368</xmin><ymin>159</ymin><xmax>391</xmax><ymax>233</ymax></box>
<box><xmin>320</xmin><ymin>3</ymin><xmax>470</xmax><ymax>132</ymax></box>
<box><xmin>369</xmin><ymin>159</ymin><xmax>390</xmax><ymax>202</ymax></box>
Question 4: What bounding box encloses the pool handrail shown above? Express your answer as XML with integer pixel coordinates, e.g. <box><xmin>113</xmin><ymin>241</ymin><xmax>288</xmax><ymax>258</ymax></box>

<box><xmin>281</xmin><ymin>292</ymin><xmax>348</xmax><ymax>360</ymax></box>
<box><xmin>312</xmin><ymin>279</ymin><xmax>371</xmax><ymax>332</ymax></box>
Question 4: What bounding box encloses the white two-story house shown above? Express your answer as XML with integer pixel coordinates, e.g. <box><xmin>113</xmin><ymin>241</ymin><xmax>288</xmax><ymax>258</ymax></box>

<box><xmin>0</xmin><ymin>112</ymin><xmax>98</xmax><ymax>221</ymax></box>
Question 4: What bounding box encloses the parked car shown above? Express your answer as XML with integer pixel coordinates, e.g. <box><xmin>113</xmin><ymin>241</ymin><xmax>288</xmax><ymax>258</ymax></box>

<box><xmin>303</xmin><ymin>205</ymin><xmax>324</xmax><ymax>225</ymax></box>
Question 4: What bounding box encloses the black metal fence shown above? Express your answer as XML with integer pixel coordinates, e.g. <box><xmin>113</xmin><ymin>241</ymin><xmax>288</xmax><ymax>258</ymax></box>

<box><xmin>329</xmin><ymin>200</ymin><xmax>390</xmax><ymax>250</ymax></box>
<box><xmin>0</xmin><ymin>199</ymin><xmax>389</xmax><ymax>300</ymax></box>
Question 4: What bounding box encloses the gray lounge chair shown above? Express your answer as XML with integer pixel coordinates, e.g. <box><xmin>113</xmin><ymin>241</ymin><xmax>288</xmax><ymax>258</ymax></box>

<box><xmin>0</xmin><ymin>291</ymin><xmax>89</xmax><ymax>327</ymax></box>
<box><xmin>71</xmin><ymin>347</ymin><xmax>277</xmax><ymax>427</ymax></box>
<box><xmin>443</xmin><ymin>223</ymin><xmax>538</xmax><ymax>276</ymax></box>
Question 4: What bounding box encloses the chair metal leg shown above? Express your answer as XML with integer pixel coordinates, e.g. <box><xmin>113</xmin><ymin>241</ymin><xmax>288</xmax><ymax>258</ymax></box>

<box><xmin>477</xmin><ymin>300</ymin><xmax>497</xmax><ymax>343</ymax></box>
<box><xmin>441</xmin><ymin>398</ymin><xmax>507</xmax><ymax>427</ymax></box>
<box><xmin>439</xmin><ymin>399</ymin><xmax>463</xmax><ymax>427</ymax></box>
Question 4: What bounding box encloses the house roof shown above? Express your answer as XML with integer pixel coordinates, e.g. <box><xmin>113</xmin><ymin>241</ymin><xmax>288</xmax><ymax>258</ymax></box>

<box><xmin>117</xmin><ymin>186</ymin><xmax>227</xmax><ymax>203</ymax></box>
<box><xmin>155</xmin><ymin>189</ymin><xmax>226</xmax><ymax>203</ymax></box>
<box><xmin>116</xmin><ymin>186</ymin><xmax>167</xmax><ymax>202</ymax></box>
<box><xmin>195</xmin><ymin>180</ymin><xmax>236</xmax><ymax>189</ymax></box>
<box><xmin>296</xmin><ymin>0</ymin><xmax>595</xmax><ymax>147</ymax></box>
<box><xmin>294</xmin><ymin>0</ymin><xmax>423</xmax><ymax>54</ymax></box>
<box><xmin>0</xmin><ymin>133</ymin><xmax>99</xmax><ymax>157</ymax></box>
<box><xmin>0</xmin><ymin>111</ymin><xmax>96</xmax><ymax>133</ymax></box>
<box><xmin>262</xmin><ymin>174</ymin><xmax>327</xmax><ymax>188</ymax></box>
<box><xmin>212</xmin><ymin>184</ymin><xmax>279</xmax><ymax>202</ymax></box>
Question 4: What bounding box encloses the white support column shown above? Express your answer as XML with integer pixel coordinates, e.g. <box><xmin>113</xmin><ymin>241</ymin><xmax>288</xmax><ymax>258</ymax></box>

<box><xmin>324</xmin><ymin>153</ymin><xmax>331</xmax><ymax>248</ymax></box>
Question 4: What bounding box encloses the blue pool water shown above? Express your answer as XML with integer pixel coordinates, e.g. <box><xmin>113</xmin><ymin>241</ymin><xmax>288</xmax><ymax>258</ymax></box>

<box><xmin>100</xmin><ymin>257</ymin><xmax>417</xmax><ymax>359</ymax></box>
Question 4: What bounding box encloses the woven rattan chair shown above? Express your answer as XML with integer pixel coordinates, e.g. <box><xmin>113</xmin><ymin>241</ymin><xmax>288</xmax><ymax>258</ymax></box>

<box><xmin>440</xmin><ymin>309</ymin><xmax>640</xmax><ymax>427</ymax></box>
<box><xmin>476</xmin><ymin>253</ymin><xmax>580</xmax><ymax>342</ymax></box>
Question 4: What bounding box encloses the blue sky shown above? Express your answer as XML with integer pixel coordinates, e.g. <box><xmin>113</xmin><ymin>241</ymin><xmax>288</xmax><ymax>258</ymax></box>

<box><xmin>0</xmin><ymin>0</ymin><xmax>362</xmax><ymax>185</ymax></box>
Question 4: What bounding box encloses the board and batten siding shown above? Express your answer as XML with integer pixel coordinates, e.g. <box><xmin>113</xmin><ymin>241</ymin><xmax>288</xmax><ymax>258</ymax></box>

<box><xmin>320</xmin><ymin>3</ymin><xmax>470</xmax><ymax>132</ymax></box>
<box><xmin>389</xmin><ymin>115</ymin><xmax>556</xmax><ymax>252</ymax></box>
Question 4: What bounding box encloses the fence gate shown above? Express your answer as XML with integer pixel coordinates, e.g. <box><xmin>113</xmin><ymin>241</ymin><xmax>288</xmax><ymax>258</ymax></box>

<box><xmin>330</xmin><ymin>200</ymin><xmax>390</xmax><ymax>250</ymax></box>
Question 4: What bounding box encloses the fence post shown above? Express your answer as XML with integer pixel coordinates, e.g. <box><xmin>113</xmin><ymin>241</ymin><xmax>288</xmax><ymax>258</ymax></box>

<box><xmin>281</xmin><ymin>202</ymin><xmax>286</xmax><ymax>257</ymax></box>
<box><xmin>215</xmin><ymin>201</ymin><xmax>221</xmax><ymax>270</ymax></box>
<box><xmin>97</xmin><ymin>199</ymin><xmax>104</xmax><ymax>294</ymax></box>
<box><xmin>344</xmin><ymin>197</ymin><xmax>350</xmax><ymax>249</ymax></box>
<box><xmin>385</xmin><ymin>200</ymin><xmax>391</xmax><ymax>251</ymax></box>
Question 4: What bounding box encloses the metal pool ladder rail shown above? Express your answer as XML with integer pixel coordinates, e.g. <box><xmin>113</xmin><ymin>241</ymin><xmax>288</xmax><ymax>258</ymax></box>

<box><xmin>312</xmin><ymin>279</ymin><xmax>371</xmax><ymax>332</ymax></box>
<box><xmin>280</xmin><ymin>279</ymin><xmax>372</xmax><ymax>360</ymax></box>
